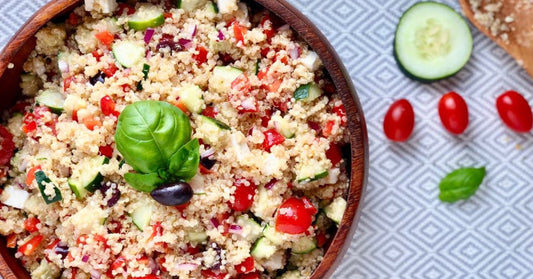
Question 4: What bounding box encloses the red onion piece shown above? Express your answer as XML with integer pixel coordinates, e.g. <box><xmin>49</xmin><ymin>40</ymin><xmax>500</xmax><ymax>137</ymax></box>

<box><xmin>240</xmin><ymin>98</ymin><xmax>256</xmax><ymax>110</ymax></box>
<box><xmin>265</xmin><ymin>179</ymin><xmax>278</xmax><ymax>190</ymax></box>
<box><xmin>176</xmin><ymin>263</ymin><xmax>199</xmax><ymax>271</ymax></box>
<box><xmin>210</xmin><ymin>218</ymin><xmax>220</xmax><ymax>228</ymax></box>
<box><xmin>90</xmin><ymin>270</ymin><xmax>102</xmax><ymax>279</ymax></box>
<box><xmin>188</xmin><ymin>24</ymin><xmax>197</xmax><ymax>38</ymax></box>
<box><xmin>289</xmin><ymin>46</ymin><xmax>301</xmax><ymax>60</ymax></box>
<box><xmin>82</xmin><ymin>255</ymin><xmax>89</xmax><ymax>262</ymax></box>
<box><xmin>146</xmin><ymin>50</ymin><xmax>152</xmax><ymax>60</ymax></box>
<box><xmin>178</xmin><ymin>38</ymin><xmax>193</xmax><ymax>49</ymax></box>
<box><xmin>144</xmin><ymin>28</ymin><xmax>155</xmax><ymax>44</ymax></box>
<box><xmin>217</xmin><ymin>30</ymin><xmax>225</xmax><ymax>41</ymax></box>
<box><xmin>228</xmin><ymin>224</ymin><xmax>242</xmax><ymax>234</ymax></box>
<box><xmin>201</xmin><ymin>148</ymin><xmax>215</xmax><ymax>158</ymax></box>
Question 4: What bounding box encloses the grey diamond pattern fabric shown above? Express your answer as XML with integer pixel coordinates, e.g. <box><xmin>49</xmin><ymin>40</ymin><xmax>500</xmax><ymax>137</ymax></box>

<box><xmin>2</xmin><ymin>0</ymin><xmax>533</xmax><ymax>278</ymax></box>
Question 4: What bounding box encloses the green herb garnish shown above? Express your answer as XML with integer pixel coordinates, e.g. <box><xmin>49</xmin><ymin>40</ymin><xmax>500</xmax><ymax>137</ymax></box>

<box><xmin>439</xmin><ymin>167</ymin><xmax>486</xmax><ymax>203</ymax></box>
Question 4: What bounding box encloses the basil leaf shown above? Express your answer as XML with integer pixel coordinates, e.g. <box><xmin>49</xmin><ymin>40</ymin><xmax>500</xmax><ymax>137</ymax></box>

<box><xmin>439</xmin><ymin>167</ymin><xmax>486</xmax><ymax>203</ymax></box>
<box><xmin>168</xmin><ymin>138</ymin><xmax>200</xmax><ymax>181</ymax></box>
<box><xmin>124</xmin><ymin>172</ymin><xmax>164</xmax><ymax>192</ymax></box>
<box><xmin>115</xmin><ymin>101</ymin><xmax>191</xmax><ymax>174</ymax></box>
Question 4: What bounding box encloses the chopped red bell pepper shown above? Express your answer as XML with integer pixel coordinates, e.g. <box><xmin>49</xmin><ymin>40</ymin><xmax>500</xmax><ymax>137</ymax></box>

<box><xmin>99</xmin><ymin>144</ymin><xmax>114</xmax><ymax>158</ymax></box>
<box><xmin>235</xmin><ymin>256</ymin><xmax>255</xmax><ymax>274</ymax></box>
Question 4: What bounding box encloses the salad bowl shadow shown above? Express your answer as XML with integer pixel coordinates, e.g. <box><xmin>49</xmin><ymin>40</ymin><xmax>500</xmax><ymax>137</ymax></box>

<box><xmin>0</xmin><ymin>0</ymin><xmax>368</xmax><ymax>278</ymax></box>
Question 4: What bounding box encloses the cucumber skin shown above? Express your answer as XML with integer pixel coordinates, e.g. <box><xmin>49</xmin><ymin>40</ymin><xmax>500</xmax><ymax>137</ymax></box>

<box><xmin>393</xmin><ymin>1</ymin><xmax>473</xmax><ymax>83</ymax></box>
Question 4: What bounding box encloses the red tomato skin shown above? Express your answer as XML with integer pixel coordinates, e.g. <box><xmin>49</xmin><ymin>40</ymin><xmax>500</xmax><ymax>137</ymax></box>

<box><xmin>275</xmin><ymin>197</ymin><xmax>313</xmax><ymax>234</ymax></box>
<box><xmin>438</xmin><ymin>92</ymin><xmax>469</xmax><ymax>135</ymax></box>
<box><xmin>496</xmin><ymin>90</ymin><xmax>533</xmax><ymax>133</ymax></box>
<box><xmin>24</xmin><ymin>217</ymin><xmax>40</xmax><ymax>233</ymax></box>
<box><xmin>100</xmin><ymin>96</ymin><xmax>116</xmax><ymax>116</ymax></box>
<box><xmin>231</xmin><ymin>179</ymin><xmax>257</xmax><ymax>211</ymax></box>
<box><xmin>262</xmin><ymin>129</ymin><xmax>285</xmax><ymax>152</ymax></box>
<box><xmin>383</xmin><ymin>99</ymin><xmax>415</xmax><ymax>142</ymax></box>
<box><xmin>235</xmin><ymin>256</ymin><xmax>255</xmax><ymax>274</ymax></box>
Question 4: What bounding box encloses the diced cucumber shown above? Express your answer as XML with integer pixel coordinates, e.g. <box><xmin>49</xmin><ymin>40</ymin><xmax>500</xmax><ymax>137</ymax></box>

<box><xmin>187</xmin><ymin>230</ymin><xmax>208</xmax><ymax>243</ymax></box>
<box><xmin>178</xmin><ymin>0</ymin><xmax>208</xmax><ymax>11</ymax></box>
<box><xmin>0</xmin><ymin>185</ymin><xmax>29</xmax><ymax>209</ymax></box>
<box><xmin>251</xmin><ymin>237</ymin><xmax>277</xmax><ymax>259</ymax></box>
<box><xmin>291</xmin><ymin>236</ymin><xmax>316</xmax><ymax>254</ymax></box>
<box><xmin>237</xmin><ymin>215</ymin><xmax>262</xmax><ymax>242</ymax></box>
<box><xmin>263</xmin><ymin>225</ymin><xmax>284</xmax><ymax>245</ymax></box>
<box><xmin>128</xmin><ymin>4</ymin><xmax>165</xmax><ymax>31</ymax></box>
<box><xmin>179</xmin><ymin>85</ymin><xmax>205</xmax><ymax>113</ymax></box>
<box><xmin>200</xmin><ymin>115</ymin><xmax>230</xmax><ymax>130</ymax></box>
<box><xmin>271</xmin><ymin>114</ymin><xmax>295</xmax><ymax>139</ymax></box>
<box><xmin>31</xmin><ymin>259</ymin><xmax>60</xmax><ymax>279</ymax></box>
<box><xmin>210</xmin><ymin>66</ymin><xmax>243</xmax><ymax>92</ymax></box>
<box><xmin>394</xmin><ymin>2</ymin><xmax>473</xmax><ymax>82</ymax></box>
<box><xmin>324</xmin><ymin>197</ymin><xmax>347</xmax><ymax>225</ymax></box>
<box><xmin>131</xmin><ymin>201</ymin><xmax>153</xmax><ymax>231</ymax></box>
<box><xmin>207</xmin><ymin>1</ymin><xmax>218</xmax><ymax>13</ymax></box>
<box><xmin>294</xmin><ymin>83</ymin><xmax>322</xmax><ymax>102</ymax></box>
<box><xmin>35</xmin><ymin>170</ymin><xmax>62</xmax><ymax>204</ymax></box>
<box><xmin>112</xmin><ymin>41</ymin><xmax>145</xmax><ymax>68</ymax></box>
<box><xmin>68</xmin><ymin>156</ymin><xmax>109</xmax><ymax>199</ymax></box>
<box><xmin>279</xmin><ymin>270</ymin><xmax>303</xmax><ymax>279</ymax></box>
<box><xmin>297</xmin><ymin>166</ymin><xmax>328</xmax><ymax>184</ymax></box>
<box><xmin>35</xmin><ymin>90</ymin><xmax>65</xmax><ymax>114</ymax></box>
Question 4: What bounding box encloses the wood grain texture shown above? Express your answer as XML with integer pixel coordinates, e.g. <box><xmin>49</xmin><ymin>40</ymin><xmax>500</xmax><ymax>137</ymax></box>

<box><xmin>459</xmin><ymin>0</ymin><xmax>533</xmax><ymax>79</ymax></box>
<box><xmin>0</xmin><ymin>0</ymin><xmax>368</xmax><ymax>278</ymax></box>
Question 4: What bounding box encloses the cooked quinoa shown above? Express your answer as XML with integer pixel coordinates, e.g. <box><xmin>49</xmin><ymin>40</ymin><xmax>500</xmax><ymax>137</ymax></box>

<box><xmin>0</xmin><ymin>0</ymin><xmax>350</xmax><ymax>278</ymax></box>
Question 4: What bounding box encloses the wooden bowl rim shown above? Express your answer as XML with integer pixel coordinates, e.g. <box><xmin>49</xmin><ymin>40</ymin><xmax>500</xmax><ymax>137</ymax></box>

<box><xmin>0</xmin><ymin>1</ymin><xmax>369</xmax><ymax>278</ymax></box>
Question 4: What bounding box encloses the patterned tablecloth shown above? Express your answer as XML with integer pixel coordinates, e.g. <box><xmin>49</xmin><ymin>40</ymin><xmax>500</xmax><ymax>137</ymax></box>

<box><xmin>3</xmin><ymin>0</ymin><xmax>533</xmax><ymax>278</ymax></box>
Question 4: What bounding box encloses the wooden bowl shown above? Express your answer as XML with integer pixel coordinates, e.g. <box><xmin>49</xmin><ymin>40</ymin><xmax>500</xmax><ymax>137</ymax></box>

<box><xmin>0</xmin><ymin>0</ymin><xmax>368</xmax><ymax>278</ymax></box>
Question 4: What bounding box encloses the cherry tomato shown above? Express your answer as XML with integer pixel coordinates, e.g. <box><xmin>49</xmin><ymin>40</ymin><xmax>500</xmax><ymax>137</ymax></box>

<box><xmin>231</xmin><ymin>179</ymin><xmax>257</xmax><ymax>211</ymax></box>
<box><xmin>18</xmin><ymin>235</ymin><xmax>43</xmax><ymax>256</ymax></box>
<box><xmin>148</xmin><ymin>222</ymin><xmax>163</xmax><ymax>242</ymax></box>
<box><xmin>0</xmin><ymin>125</ymin><xmax>15</xmax><ymax>165</ymax></box>
<box><xmin>383</xmin><ymin>99</ymin><xmax>415</xmax><ymax>142</ymax></box>
<box><xmin>24</xmin><ymin>217</ymin><xmax>40</xmax><ymax>233</ymax></box>
<box><xmin>438</xmin><ymin>92</ymin><xmax>469</xmax><ymax>135</ymax></box>
<box><xmin>496</xmin><ymin>90</ymin><xmax>533</xmax><ymax>133</ymax></box>
<box><xmin>262</xmin><ymin>129</ymin><xmax>285</xmax><ymax>152</ymax></box>
<box><xmin>275</xmin><ymin>197</ymin><xmax>313</xmax><ymax>234</ymax></box>
<box><xmin>235</xmin><ymin>256</ymin><xmax>255</xmax><ymax>274</ymax></box>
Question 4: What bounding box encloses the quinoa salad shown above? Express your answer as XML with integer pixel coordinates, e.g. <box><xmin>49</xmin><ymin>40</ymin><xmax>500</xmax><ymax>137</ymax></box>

<box><xmin>0</xmin><ymin>0</ymin><xmax>350</xmax><ymax>278</ymax></box>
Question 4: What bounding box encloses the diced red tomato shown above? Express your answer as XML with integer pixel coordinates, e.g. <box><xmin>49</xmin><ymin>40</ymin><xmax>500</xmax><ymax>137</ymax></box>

<box><xmin>237</xmin><ymin>272</ymin><xmax>261</xmax><ymax>279</ymax></box>
<box><xmin>262</xmin><ymin>129</ymin><xmax>284</xmax><ymax>152</ymax></box>
<box><xmin>322</xmin><ymin>120</ymin><xmax>335</xmax><ymax>137</ymax></box>
<box><xmin>157</xmin><ymin>257</ymin><xmax>168</xmax><ymax>272</ymax></box>
<box><xmin>0</xmin><ymin>125</ymin><xmax>15</xmax><ymax>165</ymax></box>
<box><xmin>231</xmin><ymin>20</ymin><xmax>246</xmax><ymax>45</ymax></box>
<box><xmin>76</xmin><ymin>234</ymin><xmax>88</xmax><ymax>245</ymax></box>
<box><xmin>25</xmin><ymin>165</ymin><xmax>41</xmax><ymax>186</ymax></box>
<box><xmin>231</xmin><ymin>73</ymin><xmax>252</xmax><ymax>95</ymax></box>
<box><xmin>11</xmin><ymin>101</ymin><xmax>30</xmax><ymax>114</ymax></box>
<box><xmin>193</xmin><ymin>46</ymin><xmax>208</xmax><ymax>65</ymax></box>
<box><xmin>6</xmin><ymin>233</ymin><xmax>17</xmax><ymax>248</ymax></box>
<box><xmin>257</xmin><ymin>67</ymin><xmax>268</xmax><ymax>81</ymax></box>
<box><xmin>332</xmin><ymin>103</ymin><xmax>346</xmax><ymax>126</ymax></box>
<box><xmin>174</xmin><ymin>100</ymin><xmax>189</xmax><ymax>114</ymax></box>
<box><xmin>70</xmin><ymin>268</ymin><xmax>78</xmax><ymax>279</ymax></box>
<box><xmin>202</xmin><ymin>106</ymin><xmax>217</xmax><ymax>118</ymax></box>
<box><xmin>231</xmin><ymin>179</ymin><xmax>257</xmax><ymax>211</ymax></box>
<box><xmin>24</xmin><ymin>217</ymin><xmax>40</xmax><ymax>233</ymax></box>
<box><xmin>326</xmin><ymin>142</ymin><xmax>342</xmax><ymax>166</ymax></box>
<box><xmin>93</xmin><ymin>234</ymin><xmax>108</xmax><ymax>247</ymax></box>
<box><xmin>175</xmin><ymin>201</ymin><xmax>190</xmax><ymax>211</ymax></box>
<box><xmin>148</xmin><ymin>222</ymin><xmax>163</xmax><ymax>242</ymax></box>
<box><xmin>199</xmin><ymin>164</ymin><xmax>213</xmax><ymax>175</ymax></box>
<box><xmin>71</xmin><ymin>110</ymin><xmax>78</xmax><ymax>122</ymax></box>
<box><xmin>275</xmin><ymin>197</ymin><xmax>313</xmax><ymax>234</ymax></box>
<box><xmin>163</xmin><ymin>12</ymin><xmax>173</xmax><ymax>19</ymax></box>
<box><xmin>100</xmin><ymin>95</ymin><xmax>116</xmax><ymax>116</ymax></box>
<box><xmin>186</xmin><ymin>244</ymin><xmax>201</xmax><ymax>255</ymax></box>
<box><xmin>301</xmin><ymin>197</ymin><xmax>318</xmax><ymax>216</ymax></box>
<box><xmin>273</xmin><ymin>99</ymin><xmax>289</xmax><ymax>113</ymax></box>
<box><xmin>95</xmin><ymin>31</ymin><xmax>114</xmax><ymax>47</ymax></box>
<box><xmin>66</xmin><ymin>12</ymin><xmax>80</xmax><ymax>26</ymax></box>
<box><xmin>316</xmin><ymin>232</ymin><xmax>328</xmax><ymax>248</ymax></box>
<box><xmin>308</xmin><ymin>121</ymin><xmax>321</xmax><ymax>133</ymax></box>
<box><xmin>133</xmin><ymin>275</ymin><xmax>160</xmax><ymax>279</ymax></box>
<box><xmin>201</xmin><ymin>269</ymin><xmax>228</xmax><ymax>279</ymax></box>
<box><xmin>120</xmin><ymin>84</ymin><xmax>130</xmax><ymax>93</ymax></box>
<box><xmin>63</xmin><ymin>76</ymin><xmax>76</xmax><ymax>91</ymax></box>
<box><xmin>275</xmin><ymin>54</ymin><xmax>288</xmax><ymax>65</ymax></box>
<box><xmin>83</xmin><ymin>116</ymin><xmax>102</xmax><ymax>131</ymax></box>
<box><xmin>46</xmin><ymin>239</ymin><xmax>60</xmax><ymax>250</ymax></box>
<box><xmin>18</xmin><ymin>235</ymin><xmax>44</xmax><ymax>256</ymax></box>
<box><xmin>260</xmin><ymin>109</ymin><xmax>272</xmax><ymax>127</ymax></box>
<box><xmin>103</xmin><ymin>64</ymin><xmax>118</xmax><ymax>77</ymax></box>
<box><xmin>261</xmin><ymin>14</ymin><xmax>275</xmax><ymax>41</ymax></box>
<box><xmin>99</xmin><ymin>144</ymin><xmax>113</xmax><ymax>158</ymax></box>
<box><xmin>235</xmin><ymin>256</ymin><xmax>254</xmax><ymax>274</ymax></box>
<box><xmin>91</xmin><ymin>50</ymin><xmax>103</xmax><ymax>61</ymax></box>
<box><xmin>109</xmin><ymin>255</ymin><xmax>127</xmax><ymax>275</ymax></box>
<box><xmin>260</xmin><ymin>47</ymin><xmax>270</xmax><ymax>57</ymax></box>
<box><xmin>117</xmin><ymin>3</ymin><xmax>135</xmax><ymax>15</ymax></box>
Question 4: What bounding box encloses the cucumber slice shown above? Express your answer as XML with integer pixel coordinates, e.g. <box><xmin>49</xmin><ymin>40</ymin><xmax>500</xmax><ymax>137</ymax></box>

<box><xmin>35</xmin><ymin>170</ymin><xmax>62</xmax><ymax>204</ymax></box>
<box><xmin>207</xmin><ymin>1</ymin><xmax>219</xmax><ymax>14</ymax></box>
<box><xmin>394</xmin><ymin>2</ymin><xmax>473</xmax><ymax>82</ymax></box>
<box><xmin>35</xmin><ymin>90</ymin><xmax>65</xmax><ymax>114</ymax></box>
<box><xmin>263</xmin><ymin>225</ymin><xmax>285</xmax><ymax>246</ymax></box>
<box><xmin>294</xmin><ymin>83</ymin><xmax>322</xmax><ymax>102</ymax></box>
<box><xmin>210</xmin><ymin>66</ymin><xmax>243</xmax><ymax>93</ymax></box>
<box><xmin>271</xmin><ymin>114</ymin><xmax>295</xmax><ymax>139</ymax></box>
<box><xmin>128</xmin><ymin>4</ymin><xmax>165</xmax><ymax>31</ymax></box>
<box><xmin>178</xmin><ymin>0</ymin><xmax>208</xmax><ymax>11</ymax></box>
<box><xmin>237</xmin><ymin>215</ymin><xmax>263</xmax><ymax>242</ymax></box>
<box><xmin>187</xmin><ymin>230</ymin><xmax>208</xmax><ymax>243</ymax></box>
<box><xmin>200</xmin><ymin>115</ymin><xmax>230</xmax><ymax>130</ymax></box>
<box><xmin>291</xmin><ymin>236</ymin><xmax>316</xmax><ymax>254</ymax></box>
<box><xmin>112</xmin><ymin>41</ymin><xmax>145</xmax><ymax>68</ymax></box>
<box><xmin>251</xmin><ymin>237</ymin><xmax>277</xmax><ymax>259</ymax></box>
<box><xmin>179</xmin><ymin>85</ymin><xmax>205</xmax><ymax>113</ymax></box>
<box><xmin>324</xmin><ymin>197</ymin><xmax>347</xmax><ymax>225</ymax></box>
<box><xmin>0</xmin><ymin>185</ymin><xmax>29</xmax><ymax>209</ymax></box>
<box><xmin>68</xmin><ymin>156</ymin><xmax>109</xmax><ymax>199</ymax></box>
<box><xmin>297</xmin><ymin>166</ymin><xmax>328</xmax><ymax>183</ymax></box>
<box><xmin>131</xmin><ymin>201</ymin><xmax>153</xmax><ymax>231</ymax></box>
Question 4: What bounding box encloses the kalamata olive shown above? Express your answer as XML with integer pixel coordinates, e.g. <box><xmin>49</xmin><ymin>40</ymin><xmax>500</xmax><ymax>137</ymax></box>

<box><xmin>54</xmin><ymin>243</ymin><xmax>69</xmax><ymax>259</ymax></box>
<box><xmin>100</xmin><ymin>181</ymin><xmax>121</xmax><ymax>207</ymax></box>
<box><xmin>89</xmin><ymin>71</ymin><xmax>106</xmax><ymax>85</ymax></box>
<box><xmin>156</xmin><ymin>34</ymin><xmax>183</xmax><ymax>53</ymax></box>
<box><xmin>200</xmin><ymin>157</ymin><xmax>216</xmax><ymax>170</ymax></box>
<box><xmin>151</xmin><ymin>182</ymin><xmax>193</xmax><ymax>206</ymax></box>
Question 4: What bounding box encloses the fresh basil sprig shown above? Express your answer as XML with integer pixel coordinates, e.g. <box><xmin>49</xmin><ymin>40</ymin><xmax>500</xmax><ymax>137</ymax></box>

<box><xmin>115</xmin><ymin>100</ymin><xmax>199</xmax><ymax>192</ymax></box>
<box><xmin>439</xmin><ymin>167</ymin><xmax>486</xmax><ymax>203</ymax></box>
